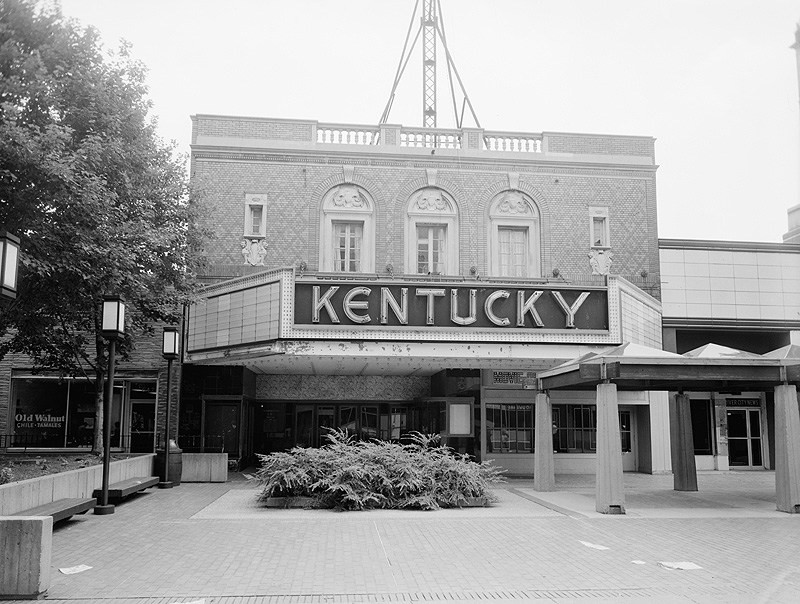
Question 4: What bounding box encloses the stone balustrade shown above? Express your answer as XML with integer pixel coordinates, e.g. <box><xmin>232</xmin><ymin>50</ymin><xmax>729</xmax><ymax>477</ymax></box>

<box><xmin>192</xmin><ymin>115</ymin><xmax>655</xmax><ymax>160</ymax></box>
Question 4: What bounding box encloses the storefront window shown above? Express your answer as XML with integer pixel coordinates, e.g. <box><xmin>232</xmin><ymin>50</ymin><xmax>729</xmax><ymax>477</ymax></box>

<box><xmin>65</xmin><ymin>381</ymin><xmax>98</xmax><ymax>447</ymax></box>
<box><xmin>12</xmin><ymin>379</ymin><xmax>68</xmax><ymax>447</ymax></box>
<box><xmin>10</xmin><ymin>376</ymin><xmax>150</xmax><ymax>451</ymax></box>
<box><xmin>691</xmin><ymin>400</ymin><xmax>714</xmax><ymax>455</ymax></box>
<box><xmin>487</xmin><ymin>403</ymin><xmax>533</xmax><ymax>453</ymax></box>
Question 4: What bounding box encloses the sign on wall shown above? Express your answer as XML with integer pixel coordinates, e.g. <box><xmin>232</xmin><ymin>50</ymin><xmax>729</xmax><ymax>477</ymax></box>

<box><xmin>294</xmin><ymin>282</ymin><xmax>608</xmax><ymax>331</ymax></box>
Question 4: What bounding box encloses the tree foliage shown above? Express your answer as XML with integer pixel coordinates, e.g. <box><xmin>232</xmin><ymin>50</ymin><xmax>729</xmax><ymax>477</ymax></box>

<box><xmin>0</xmin><ymin>0</ymin><xmax>211</xmax><ymax>450</ymax></box>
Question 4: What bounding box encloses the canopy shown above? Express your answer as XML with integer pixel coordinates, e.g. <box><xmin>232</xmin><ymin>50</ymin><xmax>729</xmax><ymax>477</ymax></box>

<box><xmin>538</xmin><ymin>342</ymin><xmax>800</xmax><ymax>392</ymax></box>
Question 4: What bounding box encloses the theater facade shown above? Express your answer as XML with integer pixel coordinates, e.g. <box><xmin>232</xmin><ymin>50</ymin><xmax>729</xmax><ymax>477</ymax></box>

<box><xmin>180</xmin><ymin>115</ymin><xmax>670</xmax><ymax>474</ymax></box>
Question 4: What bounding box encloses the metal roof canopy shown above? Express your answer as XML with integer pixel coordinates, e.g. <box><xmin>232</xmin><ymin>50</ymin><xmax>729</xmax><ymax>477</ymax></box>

<box><xmin>537</xmin><ymin>343</ymin><xmax>800</xmax><ymax>392</ymax></box>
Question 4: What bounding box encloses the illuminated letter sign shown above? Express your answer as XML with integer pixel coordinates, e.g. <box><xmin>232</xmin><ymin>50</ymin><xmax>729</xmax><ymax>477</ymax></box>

<box><xmin>295</xmin><ymin>282</ymin><xmax>608</xmax><ymax>332</ymax></box>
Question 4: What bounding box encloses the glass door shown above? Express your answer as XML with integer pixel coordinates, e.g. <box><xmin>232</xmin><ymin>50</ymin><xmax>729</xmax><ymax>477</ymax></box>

<box><xmin>205</xmin><ymin>401</ymin><xmax>240</xmax><ymax>455</ymax></box>
<box><xmin>130</xmin><ymin>382</ymin><xmax>156</xmax><ymax>453</ymax></box>
<box><xmin>727</xmin><ymin>409</ymin><xmax>763</xmax><ymax>468</ymax></box>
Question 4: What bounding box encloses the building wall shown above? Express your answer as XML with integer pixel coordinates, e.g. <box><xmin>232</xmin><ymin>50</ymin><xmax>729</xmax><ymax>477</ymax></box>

<box><xmin>190</xmin><ymin>115</ymin><xmax>662</xmax><ymax>293</ymax></box>
<box><xmin>660</xmin><ymin>240</ymin><xmax>800</xmax><ymax>326</ymax></box>
<box><xmin>256</xmin><ymin>374</ymin><xmax>430</xmax><ymax>401</ymax></box>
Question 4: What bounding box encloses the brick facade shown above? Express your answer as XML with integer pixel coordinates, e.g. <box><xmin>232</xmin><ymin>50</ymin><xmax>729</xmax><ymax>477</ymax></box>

<box><xmin>191</xmin><ymin>116</ymin><xmax>661</xmax><ymax>292</ymax></box>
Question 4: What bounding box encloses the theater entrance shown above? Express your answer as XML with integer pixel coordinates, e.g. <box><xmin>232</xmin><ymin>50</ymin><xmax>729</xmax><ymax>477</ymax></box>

<box><xmin>253</xmin><ymin>400</ymin><xmax>454</xmax><ymax>454</ymax></box>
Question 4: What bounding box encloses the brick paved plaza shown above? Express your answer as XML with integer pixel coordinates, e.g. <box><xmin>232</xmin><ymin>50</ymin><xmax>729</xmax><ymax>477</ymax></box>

<box><xmin>13</xmin><ymin>471</ymin><xmax>800</xmax><ymax>604</ymax></box>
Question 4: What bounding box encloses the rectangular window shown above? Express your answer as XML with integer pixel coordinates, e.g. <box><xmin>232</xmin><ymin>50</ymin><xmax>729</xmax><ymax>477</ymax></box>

<box><xmin>552</xmin><ymin>404</ymin><xmax>631</xmax><ymax>453</ymax></box>
<box><xmin>244</xmin><ymin>194</ymin><xmax>267</xmax><ymax>237</ymax></box>
<box><xmin>498</xmin><ymin>227</ymin><xmax>528</xmax><ymax>277</ymax></box>
<box><xmin>249</xmin><ymin>205</ymin><xmax>264</xmax><ymax>236</ymax></box>
<box><xmin>486</xmin><ymin>403</ymin><xmax>533</xmax><ymax>454</ymax></box>
<box><xmin>589</xmin><ymin>207</ymin><xmax>610</xmax><ymax>248</ymax></box>
<box><xmin>417</xmin><ymin>225</ymin><xmax>446</xmax><ymax>274</ymax></box>
<box><xmin>333</xmin><ymin>222</ymin><xmax>362</xmax><ymax>272</ymax></box>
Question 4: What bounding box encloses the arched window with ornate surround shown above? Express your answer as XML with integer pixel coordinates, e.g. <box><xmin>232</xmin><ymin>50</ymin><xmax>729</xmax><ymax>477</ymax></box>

<box><xmin>319</xmin><ymin>184</ymin><xmax>375</xmax><ymax>273</ymax></box>
<box><xmin>405</xmin><ymin>187</ymin><xmax>459</xmax><ymax>275</ymax></box>
<box><xmin>488</xmin><ymin>190</ymin><xmax>541</xmax><ymax>278</ymax></box>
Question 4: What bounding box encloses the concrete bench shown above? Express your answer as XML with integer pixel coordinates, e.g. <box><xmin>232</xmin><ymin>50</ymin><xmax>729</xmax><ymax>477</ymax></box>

<box><xmin>14</xmin><ymin>497</ymin><xmax>96</xmax><ymax>523</ymax></box>
<box><xmin>93</xmin><ymin>476</ymin><xmax>159</xmax><ymax>501</ymax></box>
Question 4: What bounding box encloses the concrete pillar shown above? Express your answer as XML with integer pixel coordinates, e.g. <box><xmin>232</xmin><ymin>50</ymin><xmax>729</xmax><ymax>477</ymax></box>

<box><xmin>378</xmin><ymin>123</ymin><xmax>401</xmax><ymax>146</ymax></box>
<box><xmin>669</xmin><ymin>393</ymin><xmax>698</xmax><ymax>491</ymax></box>
<box><xmin>774</xmin><ymin>384</ymin><xmax>800</xmax><ymax>513</ymax></box>
<box><xmin>0</xmin><ymin>516</ymin><xmax>52</xmax><ymax>599</ymax></box>
<box><xmin>648</xmin><ymin>391</ymin><xmax>672</xmax><ymax>473</ymax></box>
<box><xmin>595</xmin><ymin>383</ymin><xmax>625</xmax><ymax>514</ymax></box>
<box><xmin>534</xmin><ymin>392</ymin><xmax>555</xmax><ymax>491</ymax></box>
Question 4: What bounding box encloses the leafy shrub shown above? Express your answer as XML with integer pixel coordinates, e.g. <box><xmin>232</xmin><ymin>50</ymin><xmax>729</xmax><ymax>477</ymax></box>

<box><xmin>0</xmin><ymin>467</ymin><xmax>14</xmax><ymax>485</ymax></box>
<box><xmin>255</xmin><ymin>429</ymin><xmax>505</xmax><ymax>511</ymax></box>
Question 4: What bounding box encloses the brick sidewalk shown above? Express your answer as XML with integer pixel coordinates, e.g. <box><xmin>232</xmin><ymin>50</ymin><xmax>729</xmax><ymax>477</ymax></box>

<box><xmin>10</xmin><ymin>472</ymin><xmax>800</xmax><ymax>603</ymax></box>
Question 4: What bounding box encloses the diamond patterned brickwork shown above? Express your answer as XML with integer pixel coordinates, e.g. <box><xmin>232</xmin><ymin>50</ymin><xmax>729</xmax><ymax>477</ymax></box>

<box><xmin>193</xmin><ymin>154</ymin><xmax>659</xmax><ymax>284</ymax></box>
<box><xmin>256</xmin><ymin>374</ymin><xmax>431</xmax><ymax>400</ymax></box>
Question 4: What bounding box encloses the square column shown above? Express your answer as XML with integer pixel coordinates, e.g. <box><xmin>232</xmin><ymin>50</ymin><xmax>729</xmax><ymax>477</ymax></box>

<box><xmin>775</xmin><ymin>384</ymin><xmax>800</xmax><ymax>513</ymax></box>
<box><xmin>596</xmin><ymin>383</ymin><xmax>625</xmax><ymax>514</ymax></box>
<box><xmin>669</xmin><ymin>393</ymin><xmax>698</xmax><ymax>491</ymax></box>
<box><xmin>534</xmin><ymin>392</ymin><xmax>555</xmax><ymax>491</ymax></box>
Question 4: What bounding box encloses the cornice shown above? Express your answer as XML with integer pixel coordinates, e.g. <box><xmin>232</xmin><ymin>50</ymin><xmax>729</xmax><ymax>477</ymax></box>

<box><xmin>190</xmin><ymin>147</ymin><xmax>659</xmax><ymax>178</ymax></box>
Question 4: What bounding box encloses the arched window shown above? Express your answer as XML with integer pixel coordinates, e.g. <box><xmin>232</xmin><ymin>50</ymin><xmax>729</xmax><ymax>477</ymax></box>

<box><xmin>405</xmin><ymin>187</ymin><xmax>459</xmax><ymax>275</ymax></box>
<box><xmin>488</xmin><ymin>191</ymin><xmax>541</xmax><ymax>278</ymax></box>
<box><xmin>319</xmin><ymin>185</ymin><xmax>375</xmax><ymax>273</ymax></box>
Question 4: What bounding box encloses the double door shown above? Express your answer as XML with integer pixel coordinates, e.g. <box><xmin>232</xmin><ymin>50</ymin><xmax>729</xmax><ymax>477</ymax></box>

<box><xmin>727</xmin><ymin>408</ymin><xmax>763</xmax><ymax>468</ymax></box>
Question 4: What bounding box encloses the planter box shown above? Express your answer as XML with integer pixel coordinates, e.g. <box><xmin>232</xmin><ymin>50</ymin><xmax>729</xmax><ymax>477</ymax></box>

<box><xmin>181</xmin><ymin>453</ymin><xmax>228</xmax><ymax>483</ymax></box>
<box><xmin>0</xmin><ymin>455</ymin><xmax>155</xmax><ymax>516</ymax></box>
<box><xmin>0</xmin><ymin>516</ymin><xmax>52</xmax><ymax>599</ymax></box>
<box><xmin>457</xmin><ymin>496</ymin><xmax>491</xmax><ymax>507</ymax></box>
<box><xmin>261</xmin><ymin>496</ymin><xmax>321</xmax><ymax>509</ymax></box>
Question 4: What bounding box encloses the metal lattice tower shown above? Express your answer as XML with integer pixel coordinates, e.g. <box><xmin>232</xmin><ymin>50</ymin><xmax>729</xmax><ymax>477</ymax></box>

<box><xmin>422</xmin><ymin>0</ymin><xmax>437</xmax><ymax>128</ymax></box>
<box><xmin>379</xmin><ymin>0</ymin><xmax>480</xmax><ymax>131</ymax></box>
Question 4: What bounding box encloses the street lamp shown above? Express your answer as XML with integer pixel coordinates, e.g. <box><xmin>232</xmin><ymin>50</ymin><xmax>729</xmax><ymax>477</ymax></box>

<box><xmin>0</xmin><ymin>231</ymin><xmax>20</xmax><ymax>301</ymax></box>
<box><xmin>95</xmin><ymin>295</ymin><xmax>125</xmax><ymax>515</ymax></box>
<box><xmin>158</xmin><ymin>326</ymin><xmax>180</xmax><ymax>489</ymax></box>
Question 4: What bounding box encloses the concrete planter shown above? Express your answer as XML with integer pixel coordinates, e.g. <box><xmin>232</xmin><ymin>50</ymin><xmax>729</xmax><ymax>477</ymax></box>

<box><xmin>0</xmin><ymin>455</ymin><xmax>155</xmax><ymax>516</ymax></box>
<box><xmin>261</xmin><ymin>496</ymin><xmax>320</xmax><ymax>509</ymax></box>
<box><xmin>181</xmin><ymin>453</ymin><xmax>228</xmax><ymax>483</ymax></box>
<box><xmin>457</xmin><ymin>496</ymin><xmax>491</xmax><ymax>507</ymax></box>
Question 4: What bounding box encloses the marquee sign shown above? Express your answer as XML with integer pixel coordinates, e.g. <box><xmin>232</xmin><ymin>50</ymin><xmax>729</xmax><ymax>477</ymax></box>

<box><xmin>294</xmin><ymin>282</ymin><xmax>608</xmax><ymax>331</ymax></box>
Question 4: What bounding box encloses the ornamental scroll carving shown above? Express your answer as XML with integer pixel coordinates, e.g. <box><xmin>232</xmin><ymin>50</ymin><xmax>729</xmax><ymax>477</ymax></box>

<box><xmin>412</xmin><ymin>187</ymin><xmax>453</xmax><ymax>212</ymax></box>
<box><xmin>495</xmin><ymin>191</ymin><xmax>530</xmax><ymax>215</ymax></box>
<box><xmin>331</xmin><ymin>185</ymin><xmax>367</xmax><ymax>208</ymax></box>
<box><xmin>241</xmin><ymin>239</ymin><xmax>268</xmax><ymax>266</ymax></box>
<box><xmin>589</xmin><ymin>249</ymin><xmax>614</xmax><ymax>275</ymax></box>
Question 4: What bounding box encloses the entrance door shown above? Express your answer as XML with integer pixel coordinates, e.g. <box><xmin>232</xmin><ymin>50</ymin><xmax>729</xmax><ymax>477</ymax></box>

<box><xmin>727</xmin><ymin>409</ymin><xmax>763</xmax><ymax>468</ymax></box>
<box><xmin>205</xmin><ymin>402</ymin><xmax>240</xmax><ymax>455</ymax></box>
<box><xmin>129</xmin><ymin>382</ymin><xmax>157</xmax><ymax>453</ymax></box>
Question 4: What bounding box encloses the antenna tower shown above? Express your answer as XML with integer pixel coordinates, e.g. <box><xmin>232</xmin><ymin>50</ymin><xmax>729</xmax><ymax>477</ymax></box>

<box><xmin>379</xmin><ymin>0</ymin><xmax>480</xmax><ymax>130</ymax></box>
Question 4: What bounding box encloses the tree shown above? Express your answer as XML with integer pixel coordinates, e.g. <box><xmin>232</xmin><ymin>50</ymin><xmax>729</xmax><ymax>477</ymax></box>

<box><xmin>0</xmin><ymin>0</ymin><xmax>211</xmax><ymax>452</ymax></box>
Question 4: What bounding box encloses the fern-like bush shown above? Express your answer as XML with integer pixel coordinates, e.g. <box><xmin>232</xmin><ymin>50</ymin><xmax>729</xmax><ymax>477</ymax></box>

<box><xmin>255</xmin><ymin>429</ymin><xmax>505</xmax><ymax>511</ymax></box>
<box><xmin>0</xmin><ymin>467</ymin><xmax>14</xmax><ymax>485</ymax></box>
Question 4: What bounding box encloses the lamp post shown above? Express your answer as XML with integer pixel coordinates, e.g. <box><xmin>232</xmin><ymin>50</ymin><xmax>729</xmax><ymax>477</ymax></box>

<box><xmin>0</xmin><ymin>231</ymin><xmax>20</xmax><ymax>302</ymax></box>
<box><xmin>158</xmin><ymin>326</ymin><xmax>180</xmax><ymax>488</ymax></box>
<box><xmin>95</xmin><ymin>295</ymin><xmax>125</xmax><ymax>515</ymax></box>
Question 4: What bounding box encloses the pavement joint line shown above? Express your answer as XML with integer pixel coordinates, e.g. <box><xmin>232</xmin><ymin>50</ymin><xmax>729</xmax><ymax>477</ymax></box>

<box><xmin>503</xmin><ymin>487</ymin><xmax>587</xmax><ymax>518</ymax></box>
<box><xmin>20</xmin><ymin>588</ymin><xmax>718</xmax><ymax>603</ymax></box>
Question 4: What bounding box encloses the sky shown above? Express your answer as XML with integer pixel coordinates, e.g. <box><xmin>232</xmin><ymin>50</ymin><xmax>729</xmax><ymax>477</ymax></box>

<box><xmin>58</xmin><ymin>0</ymin><xmax>800</xmax><ymax>243</ymax></box>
